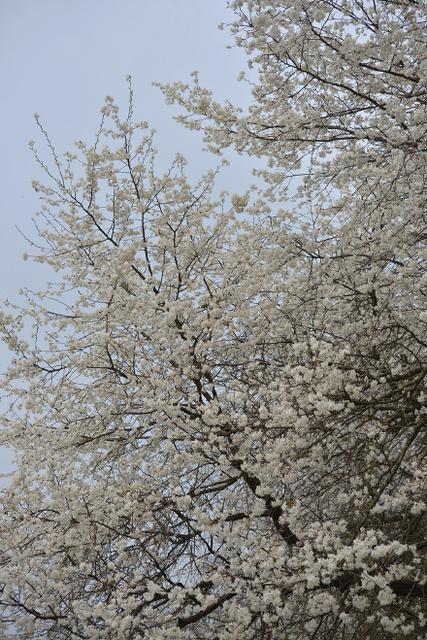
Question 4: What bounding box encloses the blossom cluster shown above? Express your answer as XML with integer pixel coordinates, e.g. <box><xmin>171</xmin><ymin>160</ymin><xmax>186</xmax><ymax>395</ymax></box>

<box><xmin>0</xmin><ymin>1</ymin><xmax>426</xmax><ymax>638</ymax></box>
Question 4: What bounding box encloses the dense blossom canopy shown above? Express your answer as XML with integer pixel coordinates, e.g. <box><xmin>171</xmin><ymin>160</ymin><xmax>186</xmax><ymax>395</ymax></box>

<box><xmin>1</xmin><ymin>1</ymin><xmax>426</xmax><ymax>638</ymax></box>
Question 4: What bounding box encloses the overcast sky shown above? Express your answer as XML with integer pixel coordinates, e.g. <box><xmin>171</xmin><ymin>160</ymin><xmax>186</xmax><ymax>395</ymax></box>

<box><xmin>0</xmin><ymin>0</ymin><xmax>253</xmax><ymax>479</ymax></box>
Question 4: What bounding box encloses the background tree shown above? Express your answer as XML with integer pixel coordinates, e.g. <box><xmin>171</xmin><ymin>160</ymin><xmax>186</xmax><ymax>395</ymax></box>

<box><xmin>1</xmin><ymin>1</ymin><xmax>426</xmax><ymax>638</ymax></box>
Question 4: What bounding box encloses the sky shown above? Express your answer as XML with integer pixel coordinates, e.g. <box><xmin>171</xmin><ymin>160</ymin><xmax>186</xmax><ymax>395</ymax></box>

<box><xmin>0</xmin><ymin>0</ymin><xmax>254</xmax><ymax>480</ymax></box>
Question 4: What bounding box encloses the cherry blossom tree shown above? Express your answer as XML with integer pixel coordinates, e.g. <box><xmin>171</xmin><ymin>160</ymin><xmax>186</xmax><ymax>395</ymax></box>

<box><xmin>1</xmin><ymin>1</ymin><xmax>426</xmax><ymax>638</ymax></box>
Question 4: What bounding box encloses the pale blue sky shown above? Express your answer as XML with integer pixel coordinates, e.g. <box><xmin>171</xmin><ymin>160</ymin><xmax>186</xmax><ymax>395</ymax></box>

<box><xmin>0</xmin><ymin>1</ymin><xmax>253</xmax><ymax>478</ymax></box>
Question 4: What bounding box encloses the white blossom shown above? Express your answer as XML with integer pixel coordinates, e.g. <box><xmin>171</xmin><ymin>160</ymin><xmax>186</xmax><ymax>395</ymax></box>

<box><xmin>0</xmin><ymin>2</ymin><xmax>426</xmax><ymax>639</ymax></box>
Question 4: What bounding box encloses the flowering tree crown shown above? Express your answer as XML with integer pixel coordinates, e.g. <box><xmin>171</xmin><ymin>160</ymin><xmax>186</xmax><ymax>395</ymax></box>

<box><xmin>0</xmin><ymin>2</ymin><xmax>426</xmax><ymax>638</ymax></box>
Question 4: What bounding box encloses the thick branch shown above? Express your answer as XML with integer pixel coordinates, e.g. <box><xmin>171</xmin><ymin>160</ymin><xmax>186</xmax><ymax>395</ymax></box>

<box><xmin>177</xmin><ymin>592</ymin><xmax>237</xmax><ymax>628</ymax></box>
